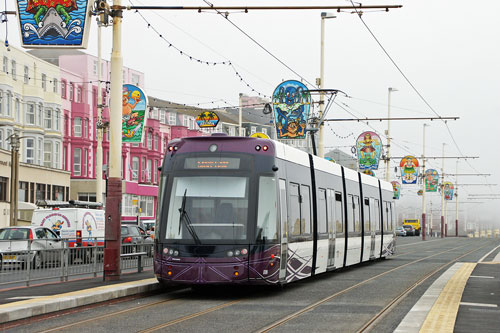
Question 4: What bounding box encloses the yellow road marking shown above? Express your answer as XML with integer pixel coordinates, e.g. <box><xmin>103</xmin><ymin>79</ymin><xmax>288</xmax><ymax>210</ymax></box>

<box><xmin>0</xmin><ymin>278</ymin><xmax>158</xmax><ymax>310</ymax></box>
<box><xmin>419</xmin><ymin>263</ymin><xmax>476</xmax><ymax>333</ymax></box>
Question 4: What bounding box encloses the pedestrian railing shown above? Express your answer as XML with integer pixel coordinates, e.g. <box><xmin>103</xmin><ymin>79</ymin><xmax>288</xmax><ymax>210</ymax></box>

<box><xmin>0</xmin><ymin>238</ymin><xmax>154</xmax><ymax>287</ymax></box>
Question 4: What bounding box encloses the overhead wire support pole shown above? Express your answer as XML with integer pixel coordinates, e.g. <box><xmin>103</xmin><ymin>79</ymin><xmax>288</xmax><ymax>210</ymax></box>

<box><xmin>421</xmin><ymin>124</ymin><xmax>428</xmax><ymax>240</ymax></box>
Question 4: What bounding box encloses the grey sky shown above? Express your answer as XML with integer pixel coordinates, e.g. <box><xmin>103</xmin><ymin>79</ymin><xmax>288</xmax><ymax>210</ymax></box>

<box><xmin>4</xmin><ymin>0</ymin><xmax>499</xmax><ymax>228</ymax></box>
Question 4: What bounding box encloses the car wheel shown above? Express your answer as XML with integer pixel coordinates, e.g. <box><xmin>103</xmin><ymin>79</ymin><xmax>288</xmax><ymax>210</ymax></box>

<box><xmin>31</xmin><ymin>253</ymin><xmax>42</xmax><ymax>270</ymax></box>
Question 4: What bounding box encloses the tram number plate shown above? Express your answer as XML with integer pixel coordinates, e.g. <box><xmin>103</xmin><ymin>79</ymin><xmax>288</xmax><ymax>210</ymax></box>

<box><xmin>3</xmin><ymin>255</ymin><xmax>17</xmax><ymax>260</ymax></box>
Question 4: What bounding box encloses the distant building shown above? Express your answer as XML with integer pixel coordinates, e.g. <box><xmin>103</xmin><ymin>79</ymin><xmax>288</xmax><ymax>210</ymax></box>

<box><xmin>0</xmin><ymin>43</ymin><xmax>70</xmax><ymax>227</ymax></box>
<box><xmin>325</xmin><ymin>148</ymin><xmax>358</xmax><ymax>171</ymax></box>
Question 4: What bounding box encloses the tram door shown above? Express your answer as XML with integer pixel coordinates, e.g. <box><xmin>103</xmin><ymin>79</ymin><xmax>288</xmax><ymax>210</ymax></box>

<box><xmin>278</xmin><ymin>179</ymin><xmax>288</xmax><ymax>282</ymax></box>
<box><xmin>369</xmin><ymin>198</ymin><xmax>376</xmax><ymax>259</ymax></box>
<box><xmin>327</xmin><ymin>189</ymin><xmax>336</xmax><ymax>268</ymax></box>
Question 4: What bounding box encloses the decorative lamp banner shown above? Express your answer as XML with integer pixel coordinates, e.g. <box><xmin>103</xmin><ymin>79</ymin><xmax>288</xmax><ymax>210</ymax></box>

<box><xmin>400</xmin><ymin>155</ymin><xmax>419</xmax><ymax>184</ymax></box>
<box><xmin>272</xmin><ymin>80</ymin><xmax>311</xmax><ymax>140</ymax></box>
<box><xmin>424</xmin><ymin>169</ymin><xmax>439</xmax><ymax>192</ymax></box>
<box><xmin>196</xmin><ymin>111</ymin><xmax>219</xmax><ymax>128</ymax></box>
<box><xmin>122</xmin><ymin>84</ymin><xmax>148</xmax><ymax>143</ymax></box>
<box><xmin>16</xmin><ymin>0</ymin><xmax>94</xmax><ymax>48</ymax></box>
<box><xmin>356</xmin><ymin>131</ymin><xmax>382</xmax><ymax>170</ymax></box>
<box><xmin>417</xmin><ymin>189</ymin><xmax>423</xmax><ymax>196</ymax></box>
<box><xmin>391</xmin><ymin>181</ymin><xmax>401</xmax><ymax>199</ymax></box>
<box><xmin>324</xmin><ymin>157</ymin><xmax>335</xmax><ymax>163</ymax></box>
<box><xmin>443</xmin><ymin>181</ymin><xmax>454</xmax><ymax>200</ymax></box>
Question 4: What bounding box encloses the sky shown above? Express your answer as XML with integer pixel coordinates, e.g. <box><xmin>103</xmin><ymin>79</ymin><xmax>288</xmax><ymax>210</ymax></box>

<box><xmin>3</xmin><ymin>0</ymin><xmax>500</xmax><ymax>229</ymax></box>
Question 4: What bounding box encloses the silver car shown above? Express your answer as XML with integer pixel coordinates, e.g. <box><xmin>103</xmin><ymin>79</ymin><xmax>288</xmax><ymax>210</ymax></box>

<box><xmin>0</xmin><ymin>226</ymin><xmax>63</xmax><ymax>269</ymax></box>
<box><xmin>395</xmin><ymin>226</ymin><xmax>407</xmax><ymax>237</ymax></box>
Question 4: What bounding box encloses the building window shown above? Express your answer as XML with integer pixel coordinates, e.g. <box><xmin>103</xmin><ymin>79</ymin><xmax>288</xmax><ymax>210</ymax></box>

<box><xmin>146</xmin><ymin>159</ymin><xmax>151</xmax><ymax>182</ymax></box>
<box><xmin>141</xmin><ymin>157</ymin><xmax>146</xmax><ymax>182</ymax></box>
<box><xmin>26</xmin><ymin>138</ymin><xmax>35</xmax><ymax>164</ymax></box>
<box><xmin>84</xmin><ymin>118</ymin><xmax>88</xmax><ymax>138</ymax></box>
<box><xmin>19</xmin><ymin>181</ymin><xmax>29</xmax><ymax>202</ymax></box>
<box><xmin>77</xmin><ymin>87</ymin><xmax>82</xmax><ymax>102</ymax></box>
<box><xmin>36</xmin><ymin>184</ymin><xmax>46</xmax><ymax>201</ymax></box>
<box><xmin>154</xmin><ymin>134</ymin><xmax>158</xmax><ymax>151</ymax></box>
<box><xmin>53</xmin><ymin>78</ymin><xmax>58</xmax><ymax>93</ymax></box>
<box><xmin>44</xmin><ymin>108</ymin><xmax>52</xmax><ymax>129</ymax></box>
<box><xmin>24</xmin><ymin>65</ymin><xmax>29</xmax><ymax>84</ymax></box>
<box><xmin>55</xmin><ymin>142</ymin><xmax>60</xmax><ymax>169</ymax></box>
<box><xmin>74</xmin><ymin>117</ymin><xmax>82</xmax><ymax>137</ymax></box>
<box><xmin>154</xmin><ymin>160</ymin><xmax>158</xmax><ymax>183</ymax></box>
<box><xmin>147</xmin><ymin>132</ymin><xmax>152</xmax><ymax>149</ymax></box>
<box><xmin>44</xmin><ymin>141</ymin><xmax>52</xmax><ymax>167</ymax></box>
<box><xmin>132</xmin><ymin>157</ymin><xmax>139</xmax><ymax>181</ymax></box>
<box><xmin>131</xmin><ymin>73</ymin><xmax>140</xmax><ymax>85</ymax></box>
<box><xmin>61</xmin><ymin>81</ymin><xmax>66</xmax><ymax>98</ymax></box>
<box><xmin>37</xmin><ymin>104</ymin><xmax>43</xmax><ymax>126</ymax></box>
<box><xmin>160</xmin><ymin>109</ymin><xmax>166</xmax><ymax>124</ymax></box>
<box><xmin>42</xmin><ymin>73</ymin><xmax>47</xmax><ymax>91</ymax></box>
<box><xmin>37</xmin><ymin>138</ymin><xmax>42</xmax><ymax>165</ymax></box>
<box><xmin>55</xmin><ymin>110</ymin><xmax>60</xmax><ymax>131</ymax></box>
<box><xmin>78</xmin><ymin>192</ymin><xmax>96</xmax><ymax>202</ymax></box>
<box><xmin>69</xmin><ymin>83</ymin><xmax>74</xmax><ymax>101</ymax></box>
<box><xmin>169</xmin><ymin>113</ymin><xmax>176</xmax><ymax>125</ymax></box>
<box><xmin>0</xmin><ymin>91</ymin><xmax>3</xmax><ymax>115</ymax></box>
<box><xmin>53</xmin><ymin>185</ymin><xmax>64</xmax><ymax>200</ymax></box>
<box><xmin>15</xmin><ymin>99</ymin><xmax>20</xmax><ymax>121</ymax></box>
<box><xmin>0</xmin><ymin>130</ymin><xmax>3</xmax><ymax>149</ymax></box>
<box><xmin>262</xmin><ymin>127</ymin><xmax>268</xmax><ymax>135</ymax></box>
<box><xmin>11</xmin><ymin>60</ymin><xmax>16</xmax><ymax>80</ymax></box>
<box><xmin>83</xmin><ymin>148</ymin><xmax>88</xmax><ymax>177</ymax></box>
<box><xmin>73</xmin><ymin>148</ymin><xmax>81</xmax><ymax>176</ymax></box>
<box><xmin>5</xmin><ymin>92</ymin><xmax>11</xmax><ymax>116</ymax></box>
<box><xmin>93</xmin><ymin>60</ymin><xmax>98</xmax><ymax>75</ymax></box>
<box><xmin>0</xmin><ymin>177</ymin><xmax>7</xmax><ymax>201</ymax></box>
<box><xmin>2</xmin><ymin>56</ymin><xmax>7</xmax><ymax>73</ymax></box>
<box><xmin>26</xmin><ymin>103</ymin><xmax>35</xmax><ymax>124</ymax></box>
<box><xmin>251</xmin><ymin>126</ymin><xmax>257</xmax><ymax>135</ymax></box>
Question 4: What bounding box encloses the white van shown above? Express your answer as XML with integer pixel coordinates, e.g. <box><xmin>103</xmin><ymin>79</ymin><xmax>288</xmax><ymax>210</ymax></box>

<box><xmin>31</xmin><ymin>200</ymin><xmax>105</xmax><ymax>247</ymax></box>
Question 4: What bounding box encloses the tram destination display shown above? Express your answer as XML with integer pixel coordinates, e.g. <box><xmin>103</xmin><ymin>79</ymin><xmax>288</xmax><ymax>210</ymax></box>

<box><xmin>184</xmin><ymin>157</ymin><xmax>240</xmax><ymax>169</ymax></box>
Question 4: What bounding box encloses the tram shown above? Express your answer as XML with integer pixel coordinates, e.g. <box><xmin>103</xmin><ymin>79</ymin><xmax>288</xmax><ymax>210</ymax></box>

<box><xmin>154</xmin><ymin>134</ymin><xmax>395</xmax><ymax>286</ymax></box>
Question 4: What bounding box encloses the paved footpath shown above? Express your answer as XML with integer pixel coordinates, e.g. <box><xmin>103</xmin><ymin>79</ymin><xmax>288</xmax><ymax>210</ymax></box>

<box><xmin>396</xmin><ymin>244</ymin><xmax>500</xmax><ymax>333</ymax></box>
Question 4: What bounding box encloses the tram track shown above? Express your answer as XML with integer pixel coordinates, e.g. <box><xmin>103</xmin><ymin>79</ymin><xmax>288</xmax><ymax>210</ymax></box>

<box><xmin>255</xmin><ymin>240</ymin><xmax>493</xmax><ymax>333</ymax></box>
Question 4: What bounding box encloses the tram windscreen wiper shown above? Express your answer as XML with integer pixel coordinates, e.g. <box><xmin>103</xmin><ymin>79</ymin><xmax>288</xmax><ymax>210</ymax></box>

<box><xmin>178</xmin><ymin>189</ymin><xmax>201</xmax><ymax>244</ymax></box>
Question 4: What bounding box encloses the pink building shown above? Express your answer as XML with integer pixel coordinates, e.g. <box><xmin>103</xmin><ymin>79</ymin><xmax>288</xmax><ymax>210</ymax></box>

<box><xmin>29</xmin><ymin>50</ymin><xmax>205</xmax><ymax>224</ymax></box>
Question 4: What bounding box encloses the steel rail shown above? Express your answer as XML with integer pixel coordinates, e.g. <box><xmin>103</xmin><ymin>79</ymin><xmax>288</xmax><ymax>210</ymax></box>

<box><xmin>356</xmin><ymin>241</ymin><xmax>493</xmax><ymax>332</ymax></box>
<box><xmin>139</xmin><ymin>299</ymin><xmax>243</xmax><ymax>333</ymax></box>
<box><xmin>256</xmin><ymin>241</ymin><xmax>490</xmax><ymax>333</ymax></box>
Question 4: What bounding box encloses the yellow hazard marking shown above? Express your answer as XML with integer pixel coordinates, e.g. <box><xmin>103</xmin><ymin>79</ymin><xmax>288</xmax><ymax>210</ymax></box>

<box><xmin>0</xmin><ymin>278</ymin><xmax>158</xmax><ymax>309</ymax></box>
<box><xmin>420</xmin><ymin>263</ymin><xmax>476</xmax><ymax>333</ymax></box>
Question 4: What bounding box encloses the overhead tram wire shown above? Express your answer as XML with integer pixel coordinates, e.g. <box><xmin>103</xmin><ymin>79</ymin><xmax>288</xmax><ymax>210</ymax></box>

<box><xmin>348</xmin><ymin>1</ymin><xmax>482</xmax><ymax>176</ymax></box>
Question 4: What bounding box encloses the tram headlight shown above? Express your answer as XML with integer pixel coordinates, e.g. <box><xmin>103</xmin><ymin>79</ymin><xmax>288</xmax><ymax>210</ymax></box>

<box><xmin>227</xmin><ymin>251</ymin><xmax>234</xmax><ymax>257</ymax></box>
<box><xmin>174</xmin><ymin>250</ymin><xmax>179</xmax><ymax>256</ymax></box>
<box><xmin>163</xmin><ymin>248</ymin><xmax>169</xmax><ymax>254</ymax></box>
<box><xmin>209</xmin><ymin>144</ymin><xmax>218</xmax><ymax>152</ymax></box>
<box><xmin>241</xmin><ymin>248</ymin><xmax>248</xmax><ymax>255</ymax></box>
<box><xmin>169</xmin><ymin>249</ymin><xmax>174</xmax><ymax>255</ymax></box>
<box><xmin>255</xmin><ymin>145</ymin><xmax>261</xmax><ymax>151</ymax></box>
<box><xmin>234</xmin><ymin>250</ymin><xmax>241</xmax><ymax>256</ymax></box>
<box><xmin>262</xmin><ymin>145</ymin><xmax>269</xmax><ymax>151</ymax></box>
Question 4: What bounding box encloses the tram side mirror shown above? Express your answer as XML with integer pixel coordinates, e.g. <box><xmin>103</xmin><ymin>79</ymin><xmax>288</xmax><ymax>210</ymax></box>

<box><xmin>158</xmin><ymin>166</ymin><xmax>162</xmax><ymax>171</ymax></box>
<box><xmin>272</xmin><ymin>165</ymin><xmax>279</xmax><ymax>172</ymax></box>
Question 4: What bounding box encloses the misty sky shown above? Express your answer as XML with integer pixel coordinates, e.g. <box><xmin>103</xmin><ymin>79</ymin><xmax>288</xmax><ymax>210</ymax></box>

<box><xmin>3</xmin><ymin>0</ymin><xmax>499</xmax><ymax>228</ymax></box>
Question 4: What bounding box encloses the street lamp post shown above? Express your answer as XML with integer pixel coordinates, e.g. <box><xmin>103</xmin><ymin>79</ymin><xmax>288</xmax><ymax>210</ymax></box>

<box><xmin>318</xmin><ymin>12</ymin><xmax>335</xmax><ymax>158</ymax></box>
<box><xmin>385</xmin><ymin>87</ymin><xmax>397</xmax><ymax>181</ymax></box>
<box><xmin>8</xmin><ymin>132</ymin><xmax>20</xmax><ymax>226</ymax></box>
<box><xmin>421</xmin><ymin>124</ymin><xmax>428</xmax><ymax>240</ymax></box>
<box><xmin>104</xmin><ymin>0</ymin><xmax>123</xmax><ymax>281</ymax></box>
<box><xmin>440</xmin><ymin>143</ymin><xmax>445</xmax><ymax>238</ymax></box>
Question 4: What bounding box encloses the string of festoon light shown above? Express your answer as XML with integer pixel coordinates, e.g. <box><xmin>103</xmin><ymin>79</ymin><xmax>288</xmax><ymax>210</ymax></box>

<box><xmin>133</xmin><ymin>9</ymin><xmax>271</xmax><ymax>98</ymax></box>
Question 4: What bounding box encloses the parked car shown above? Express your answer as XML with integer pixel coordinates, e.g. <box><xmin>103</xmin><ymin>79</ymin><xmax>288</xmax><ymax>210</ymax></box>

<box><xmin>402</xmin><ymin>224</ymin><xmax>416</xmax><ymax>236</ymax></box>
<box><xmin>0</xmin><ymin>226</ymin><xmax>63</xmax><ymax>269</ymax></box>
<box><xmin>121</xmin><ymin>225</ymin><xmax>153</xmax><ymax>255</ymax></box>
<box><xmin>395</xmin><ymin>226</ymin><xmax>407</xmax><ymax>237</ymax></box>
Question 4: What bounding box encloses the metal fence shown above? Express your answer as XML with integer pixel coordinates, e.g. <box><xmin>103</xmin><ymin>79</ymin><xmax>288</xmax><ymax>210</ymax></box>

<box><xmin>0</xmin><ymin>238</ymin><xmax>154</xmax><ymax>287</ymax></box>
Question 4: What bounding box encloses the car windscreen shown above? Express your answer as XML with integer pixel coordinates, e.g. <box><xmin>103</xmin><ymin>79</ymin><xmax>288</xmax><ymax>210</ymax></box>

<box><xmin>0</xmin><ymin>228</ymin><xmax>30</xmax><ymax>240</ymax></box>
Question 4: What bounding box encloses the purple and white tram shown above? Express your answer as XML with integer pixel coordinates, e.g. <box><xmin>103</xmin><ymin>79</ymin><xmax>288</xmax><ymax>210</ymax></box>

<box><xmin>154</xmin><ymin>134</ymin><xmax>396</xmax><ymax>286</ymax></box>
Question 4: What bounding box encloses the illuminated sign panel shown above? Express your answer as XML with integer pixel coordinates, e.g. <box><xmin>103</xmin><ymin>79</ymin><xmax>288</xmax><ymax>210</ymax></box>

<box><xmin>184</xmin><ymin>157</ymin><xmax>240</xmax><ymax>170</ymax></box>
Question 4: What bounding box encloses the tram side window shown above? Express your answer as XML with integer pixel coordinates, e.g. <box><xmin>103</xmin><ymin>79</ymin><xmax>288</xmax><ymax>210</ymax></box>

<box><xmin>374</xmin><ymin>199</ymin><xmax>381</xmax><ymax>232</ymax></box>
<box><xmin>279</xmin><ymin>179</ymin><xmax>288</xmax><ymax>241</ymax></box>
<box><xmin>289</xmin><ymin>183</ymin><xmax>301</xmax><ymax>236</ymax></box>
<box><xmin>384</xmin><ymin>201</ymin><xmax>392</xmax><ymax>231</ymax></box>
<box><xmin>300</xmin><ymin>185</ymin><xmax>312</xmax><ymax>235</ymax></box>
<box><xmin>364</xmin><ymin>198</ymin><xmax>370</xmax><ymax>232</ymax></box>
<box><xmin>353</xmin><ymin>195</ymin><xmax>361</xmax><ymax>232</ymax></box>
<box><xmin>318</xmin><ymin>188</ymin><xmax>328</xmax><ymax>234</ymax></box>
<box><xmin>256</xmin><ymin>176</ymin><xmax>278</xmax><ymax>242</ymax></box>
<box><xmin>334</xmin><ymin>192</ymin><xmax>343</xmax><ymax>233</ymax></box>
